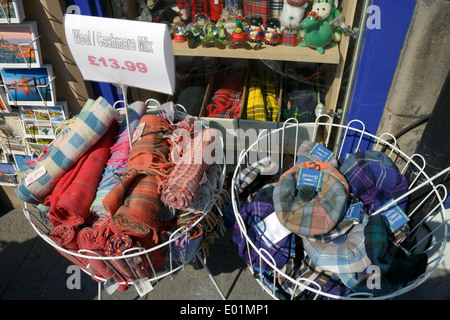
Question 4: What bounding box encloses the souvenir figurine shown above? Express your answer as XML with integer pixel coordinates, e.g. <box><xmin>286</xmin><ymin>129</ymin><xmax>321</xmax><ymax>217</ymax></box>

<box><xmin>298</xmin><ymin>11</ymin><xmax>333</xmax><ymax>54</ymax></box>
<box><xmin>183</xmin><ymin>22</ymin><xmax>204</xmax><ymax>48</ymax></box>
<box><xmin>173</xmin><ymin>21</ymin><xmax>187</xmax><ymax>43</ymax></box>
<box><xmin>216</xmin><ymin>19</ymin><xmax>229</xmax><ymax>45</ymax></box>
<box><xmin>264</xmin><ymin>18</ymin><xmax>282</xmax><ymax>46</ymax></box>
<box><xmin>247</xmin><ymin>16</ymin><xmax>265</xmax><ymax>43</ymax></box>
<box><xmin>309</xmin><ymin>0</ymin><xmax>341</xmax><ymax>42</ymax></box>
<box><xmin>280</xmin><ymin>0</ymin><xmax>311</xmax><ymax>31</ymax></box>
<box><xmin>231</xmin><ymin>14</ymin><xmax>247</xmax><ymax>41</ymax></box>
<box><xmin>194</xmin><ymin>12</ymin><xmax>209</xmax><ymax>40</ymax></box>
<box><xmin>202</xmin><ymin>21</ymin><xmax>227</xmax><ymax>49</ymax></box>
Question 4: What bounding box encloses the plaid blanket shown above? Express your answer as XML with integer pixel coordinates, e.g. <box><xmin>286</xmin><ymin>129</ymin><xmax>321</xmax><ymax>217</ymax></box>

<box><xmin>244</xmin><ymin>0</ymin><xmax>270</xmax><ymax>21</ymax></box>
<box><xmin>246</xmin><ymin>76</ymin><xmax>267</xmax><ymax>121</ymax></box>
<box><xmin>207</xmin><ymin>71</ymin><xmax>245</xmax><ymax>119</ymax></box>
<box><xmin>15</xmin><ymin>97</ymin><xmax>119</xmax><ymax>204</ymax></box>
<box><xmin>90</xmin><ymin>101</ymin><xmax>148</xmax><ymax>219</ymax></box>
<box><xmin>45</xmin><ymin>121</ymin><xmax>119</xmax><ymax>226</ymax></box>
<box><xmin>282</xmin><ymin>88</ymin><xmax>317</xmax><ymax>123</ymax></box>
<box><xmin>265</xmin><ymin>78</ymin><xmax>279</xmax><ymax>122</ymax></box>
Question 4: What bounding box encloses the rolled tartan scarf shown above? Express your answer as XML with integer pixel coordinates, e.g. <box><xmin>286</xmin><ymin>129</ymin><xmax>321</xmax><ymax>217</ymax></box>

<box><xmin>112</xmin><ymin>174</ymin><xmax>162</xmax><ymax>243</ymax></box>
<box><xmin>190</xmin><ymin>163</ymin><xmax>223</xmax><ymax>212</ymax></box>
<box><xmin>77</xmin><ymin>225</ymin><xmax>129</xmax><ymax>291</ymax></box>
<box><xmin>49</xmin><ymin>224</ymin><xmax>89</xmax><ymax>269</ymax></box>
<box><xmin>104</xmin><ymin>233</ymin><xmax>154</xmax><ymax>283</ymax></box>
<box><xmin>246</xmin><ymin>76</ymin><xmax>267</xmax><ymax>121</ymax></box>
<box><xmin>159</xmin><ymin>127</ymin><xmax>218</xmax><ymax>210</ymax></box>
<box><xmin>90</xmin><ymin>101</ymin><xmax>148</xmax><ymax>219</ymax></box>
<box><xmin>171</xmin><ymin>212</ymin><xmax>204</xmax><ymax>263</ymax></box>
<box><xmin>45</xmin><ymin>120</ymin><xmax>119</xmax><ymax>226</ymax></box>
<box><xmin>15</xmin><ymin>97</ymin><xmax>119</xmax><ymax>204</ymax></box>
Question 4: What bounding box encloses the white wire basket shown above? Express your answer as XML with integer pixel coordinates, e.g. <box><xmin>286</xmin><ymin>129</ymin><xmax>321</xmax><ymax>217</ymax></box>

<box><xmin>231</xmin><ymin>115</ymin><xmax>449</xmax><ymax>300</ymax></box>
<box><xmin>21</xmin><ymin>100</ymin><xmax>228</xmax><ymax>300</ymax></box>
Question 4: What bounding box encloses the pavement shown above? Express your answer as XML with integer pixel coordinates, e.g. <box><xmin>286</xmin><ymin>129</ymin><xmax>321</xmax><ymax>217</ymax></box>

<box><xmin>1</xmin><ymin>205</ymin><xmax>450</xmax><ymax>302</ymax></box>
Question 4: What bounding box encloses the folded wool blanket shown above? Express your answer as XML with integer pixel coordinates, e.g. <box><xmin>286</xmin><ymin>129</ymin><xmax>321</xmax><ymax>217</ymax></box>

<box><xmin>15</xmin><ymin>97</ymin><xmax>119</xmax><ymax>204</ymax></box>
<box><xmin>206</xmin><ymin>72</ymin><xmax>245</xmax><ymax>119</ymax></box>
<box><xmin>45</xmin><ymin>120</ymin><xmax>119</xmax><ymax>226</ymax></box>
<box><xmin>90</xmin><ymin>101</ymin><xmax>148</xmax><ymax>219</ymax></box>
<box><xmin>159</xmin><ymin>127</ymin><xmax>218</xmax><ymax>209</ymax></box>
<box><xmin>77</xmin><ymin>225</ymin><xmax>129</xmax><ymax>291</ymax></box>
<box><xmin>49</xmin><ymin>224</ymin><xmax>89</xmax><ymax>269</ymax></box>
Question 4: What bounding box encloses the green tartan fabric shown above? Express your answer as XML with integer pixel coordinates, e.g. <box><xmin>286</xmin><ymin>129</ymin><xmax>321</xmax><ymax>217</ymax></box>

<box><xmin>274</xmin><ymin>161</ymin><xmax>348</xmax><ymax>237</ymax></box>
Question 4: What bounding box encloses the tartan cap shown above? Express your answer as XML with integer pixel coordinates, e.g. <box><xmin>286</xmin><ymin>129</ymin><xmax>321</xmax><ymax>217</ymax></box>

<box><xmin>338</xmin><ymin>150</ymin><xmax>409</xmax><ymax>214</ymax></box>
<box><xmin>274</xmin><ymin>161</ymin><xmax>349</xmax><ymax>237</ymax></box>
<box><xmin>296</xmin><ymin>141</ymin><xmax>338</xmax><ymax>167</ymax></box>
<box><xmin>232</xmin><ymin>201</ymin><xmax>295</xmax><ymax>272</ymax></box>
<box><xmin>303</xmin><ymin>214</ymin><xmax>372</xmax><ymax>274</ymax></box>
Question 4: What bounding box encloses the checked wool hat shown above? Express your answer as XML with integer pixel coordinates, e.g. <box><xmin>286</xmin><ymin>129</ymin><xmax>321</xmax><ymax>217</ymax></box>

<box><xmin>295</xmin><ymin>141</ymin><xmax>338</xmax><ymax>167</ymax></box>
<box><xmin>338</xmin><ymin>150</ymin><xmax>409</xmax><ymax>214</ymax></box>
<box><xmin>274</xmin><ymin>161</ymin><xmax>349</xmax><ymax>237</ymax></box>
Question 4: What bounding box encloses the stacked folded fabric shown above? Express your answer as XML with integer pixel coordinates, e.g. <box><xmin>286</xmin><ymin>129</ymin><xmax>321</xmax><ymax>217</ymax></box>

<box><xmin>233</xmin><ymin>141</ymin><xmax>428</xmax><ymax>299</ymax></box>
<box><xmin>19</xmin><ymin>99</ymin><xmax>227</xmax><ymax>292</ymax></box>
<box><xmin>246</xmin><ymin>75</ymin><xmax>279</xmax><ymax>122</ymax></box>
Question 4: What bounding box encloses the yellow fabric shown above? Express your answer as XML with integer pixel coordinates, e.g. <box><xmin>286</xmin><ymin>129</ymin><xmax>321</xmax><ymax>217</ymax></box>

<box><xmin>246</xmin><ymin>76</ymin><xmax>267</xmax><ymax>121</ymax></box>
<box><xmin>265</xmin><ymin>80</ymin><xmax>279</xmax><ymax>122</ymax></box>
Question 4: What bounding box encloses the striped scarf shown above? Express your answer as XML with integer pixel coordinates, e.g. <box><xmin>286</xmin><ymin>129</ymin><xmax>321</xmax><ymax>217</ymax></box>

<box><xmin>90</xmin><ymin>101</ymin><xmax>148</xmax><ymax>219</ymax></box>
<box><xmin>159</xmin><ymin>125</ymin><xmax>218</xmax><ymax>210</ymax></box>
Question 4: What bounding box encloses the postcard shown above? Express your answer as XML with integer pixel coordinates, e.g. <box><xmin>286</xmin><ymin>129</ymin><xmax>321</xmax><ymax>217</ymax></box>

<box><xmin>12</xmin><ymin>153</ymin><xmax>34</xmax><ymax>172</ymax></box>
<box><xmin>0</xmin><ymin>86</ymin><xmax>11</xmax><ymax>113</ymax></box>
<box><xmin>1</xmin><ymin>65</ymin><xmax>56</xmax><ymax>106</ymax></box>
<box><xmin>19</xmin><ymin>102</ymin><xmax>67</xmax><ymax>138</ymax></box>
<box><xmin>0</xmin><ymin>113</ymin><xmax>27</xmax><ymax>154</ymax></box>
<box><xmin>0</xmin><ymin>0</ymin><xmax>25</xmax><ymax>24</ymax></box>
<box><xmin>0</xmin><ymin>21</ymin><xmax>41</xmax><ymax>68</ymax></box>
<box><xmin>0</xmin><ymin>162</ymin><xmax>17</xmax><ymax>186</ymax></box>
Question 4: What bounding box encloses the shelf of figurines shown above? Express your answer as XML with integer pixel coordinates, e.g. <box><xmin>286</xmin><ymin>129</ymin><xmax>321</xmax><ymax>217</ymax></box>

<box><xmin>171</xmin><ymin>36</ymin><xmax>341</xmax><ymax>64</ymax></box>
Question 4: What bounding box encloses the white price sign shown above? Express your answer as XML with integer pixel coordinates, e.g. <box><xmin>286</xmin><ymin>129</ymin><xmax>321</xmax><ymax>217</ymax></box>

<box><xmin>64</xmin><ymin>14</ymin><xmax>176</xmax><ymax>95</ymax></box>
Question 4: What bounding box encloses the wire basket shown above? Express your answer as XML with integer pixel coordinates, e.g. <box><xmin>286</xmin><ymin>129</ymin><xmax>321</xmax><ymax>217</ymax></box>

<box><xmin>231</xmin><ymin>115</ymin><xmax>449</xmax><ymax>300</ymax></box>
<box><xmin>20</xmin><ymin>100</ymin><xmax>228</xmax><ymax>299</ymax></box>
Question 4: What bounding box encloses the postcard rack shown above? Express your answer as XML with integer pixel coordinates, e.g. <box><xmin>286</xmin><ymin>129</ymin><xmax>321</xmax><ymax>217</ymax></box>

<box><xmin>21</xmin><ymin>99</ymin><xmax>228</xmax><ymax>300</ymax></box>
<box><xmin>231</xmin><ymin>115</ymin><xmax>449</xmax><ymax>300</ymax></box>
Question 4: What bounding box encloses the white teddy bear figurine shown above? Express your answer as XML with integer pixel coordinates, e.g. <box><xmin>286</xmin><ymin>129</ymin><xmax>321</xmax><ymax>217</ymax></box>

<box><xmin>279</xmin><ymin>0</ymin><xmax>310</xmax><ymax>31</ymax></box>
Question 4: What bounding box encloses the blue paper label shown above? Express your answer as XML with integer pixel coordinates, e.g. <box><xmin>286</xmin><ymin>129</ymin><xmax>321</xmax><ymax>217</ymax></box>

<box><xmin>343</xmin><ymin>202</ymin><xmax>364</xmax><ymax>224</ymax></box>
<box><xmin>309</xmin><ymin>143</ymin><xmax>335</xmax><ymax>162</ymax></box>
<box><xmin>296</xmin><ymin>168</ymin><xmax>323</xmax><ymax>191</ymax></box>
<box><xmin>380</xmin><ymin>200</ymin><xmax>410</xmax><ymax>233</ymax></box>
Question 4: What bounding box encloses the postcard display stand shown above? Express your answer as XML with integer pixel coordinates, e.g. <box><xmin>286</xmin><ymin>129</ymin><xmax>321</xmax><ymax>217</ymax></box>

<box><xmin>19</xmin><ymin>14</ymin><xmax>228</xmax><ymax>299</ymax></box>
<box><xmin>231</xmin><ymin>116</ymin><xmax>450</xmax><ymax>300</ymax></box>
<box><xmin>0</xmin><ymin>0</ymin><xmax>64</xmax><ymax>191</ymax></box>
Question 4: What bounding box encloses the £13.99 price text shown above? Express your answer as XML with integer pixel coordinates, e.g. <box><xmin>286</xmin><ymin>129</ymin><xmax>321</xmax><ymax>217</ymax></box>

<box><xmin>88</xmin><ymin>56</ymin><xmax>148</xmax><ymax>73</ymax></box>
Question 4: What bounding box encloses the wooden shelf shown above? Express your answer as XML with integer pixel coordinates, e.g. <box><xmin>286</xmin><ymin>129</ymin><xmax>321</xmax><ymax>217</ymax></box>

<box><xmin>172</xmin><ymin>40</ymin><xmax>341</xmax><ymax>64</ymax></box>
